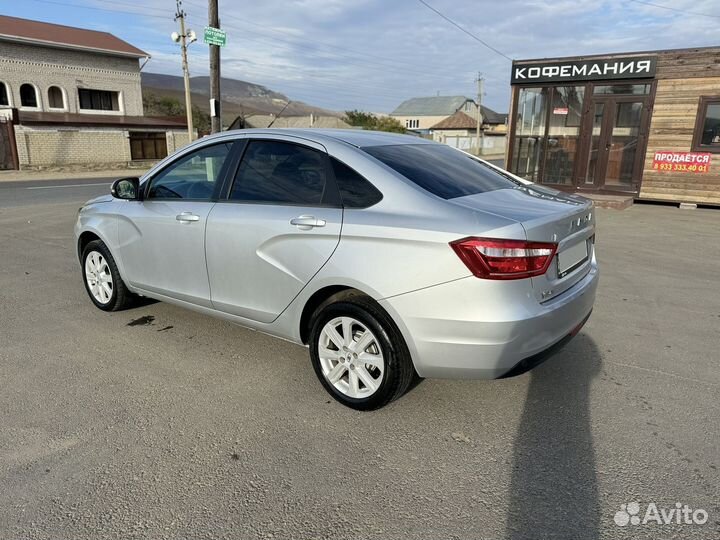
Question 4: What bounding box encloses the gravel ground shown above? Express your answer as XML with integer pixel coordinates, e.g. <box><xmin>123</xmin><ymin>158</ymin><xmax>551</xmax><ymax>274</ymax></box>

<box><xmin>0</xmin><ymin>200</ymin><xmax>718</xmax><ymax>539</ymax></box>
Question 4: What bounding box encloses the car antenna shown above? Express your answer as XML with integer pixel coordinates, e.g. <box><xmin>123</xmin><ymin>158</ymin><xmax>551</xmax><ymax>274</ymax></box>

<box><xmin>267</xmin><ymin>100</ymin><xmax>292</xmax><ymax>128</ymax></box>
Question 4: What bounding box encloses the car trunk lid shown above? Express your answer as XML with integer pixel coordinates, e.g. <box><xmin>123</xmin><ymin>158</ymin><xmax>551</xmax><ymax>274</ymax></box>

<box><xmin>450</xmin><ymin>186</ymin><xmax>595</xmax><ymax>302</ymax></box>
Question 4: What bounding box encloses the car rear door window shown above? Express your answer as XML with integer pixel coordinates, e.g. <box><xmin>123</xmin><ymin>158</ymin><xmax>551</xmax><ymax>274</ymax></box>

<box><xmin>230</xmin><ymin>141</ymin><xmax>329</xmax><ymax>205</ymax></box>
<box><xmin>363</xmin><ymin>143</ymin><xmax>518</xmax><ymax>199</ymax></box>
<box><xmin>330</xmin><ymin>157</ymin><xmax>382</xmax><ymax>208</ymax></box>
<box><xmin>147</xmin><ymin>143</ymin><xmax>232</xmax><ymax>200</ymax></box>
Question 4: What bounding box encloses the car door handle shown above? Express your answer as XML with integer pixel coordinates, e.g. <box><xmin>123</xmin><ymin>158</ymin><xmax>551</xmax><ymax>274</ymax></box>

<box><xmin>290</xmin><ymin>215</ymin><xmax>326</xmax><ymax>229</ymax></box>
<box><xmin>176</xmin><ymin>212</ymin><xmax>200</xmax><ymax>223</ymax></box>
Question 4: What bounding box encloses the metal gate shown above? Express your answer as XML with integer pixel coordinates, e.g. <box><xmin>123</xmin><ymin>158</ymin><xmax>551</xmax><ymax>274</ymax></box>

<box><xmin>0</xmin><ymin>117</ymin><xmax>18</xmax><ymax>170</ymax></box>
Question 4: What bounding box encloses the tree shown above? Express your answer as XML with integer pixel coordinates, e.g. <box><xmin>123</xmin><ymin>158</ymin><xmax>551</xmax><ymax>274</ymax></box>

<box><xmin>372</xmin><ymin>116</ymin><xmax>407</xmax><ymax>134</ymax></box>
<box><xmin>344</xmin><ymin>110</ymin><xmax>406</xmax><ymax>133</ymax></box>
<box><xmin>192</xmin><ymin>106</ymin><xmax>210</xmax><ymax>133</ymax></box>
<box><xmin>143</xmin><ymin>92</ymin><xmax>211</xmax><ymax>133</ymax></box>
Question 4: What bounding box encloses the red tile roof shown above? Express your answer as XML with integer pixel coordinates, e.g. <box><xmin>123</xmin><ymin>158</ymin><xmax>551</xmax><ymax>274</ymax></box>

<box><xmin>430</xmin><ymin>110</ymin><xmax>477</xmax><ymax>130</ymax></box>
<box><xmin>0</xmin><ymin>15</ymin><xmax>148</xmax><ymax>58</ymax></box>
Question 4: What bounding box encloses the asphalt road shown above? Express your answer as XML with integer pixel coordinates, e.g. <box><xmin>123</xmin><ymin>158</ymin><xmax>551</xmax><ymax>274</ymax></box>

<box><xmin>0</xmin><ymin>178</ymin><xmax>115</xmax><ymax>208</ymax></box>
<box><xmin>0</xmin><ymin>187</ymin><xmax>719</xmax><ymax>539</ymax></box>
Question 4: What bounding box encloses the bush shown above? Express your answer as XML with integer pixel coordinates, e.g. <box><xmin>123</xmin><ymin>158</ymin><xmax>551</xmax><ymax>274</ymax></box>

<box><xmin>344</xmin><ymin>110</ymin><xmax>406</xmax><ymax>133</ymax></box>
<box><xmin>143</xmin><ymin>92</ymin><xmax>210</xmax><ymax>132</ymax></box>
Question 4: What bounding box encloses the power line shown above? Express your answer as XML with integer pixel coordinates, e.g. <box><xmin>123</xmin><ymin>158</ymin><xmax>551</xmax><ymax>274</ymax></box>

<box><xmin>214</xmin><ymin>21</ymin><xmax>508</xmax><ymax>88</ymax></box>
<box><xmin>24</xmin><ymin>0</ymin><xmax>511</xmax><ymax>88</ymax></box>
<box><xmin>214</xmin><ymin>32</ymin><xmax>475</xmax><ymax>84</ymax></box>
<box><xmin>182</xmin><ymin>0</ymin><xmax>476</xmax><ymax>78</ymax></box>
<box><xmin>181</xmin><ymin>0</ymin><xmax>511</xmax><ymax>88</ymax></box>
<box><xmin>183</xmin><ymin>4</ymin><xmax>482</xmax><ymax>82</ymax></box>
<box><xmin>26</xmin><ymin>0</ymin><xmax>171</xmax><ymax>20</ymax></box>
<box><xmin>26</xmin><ymin>0</ymin><xmax>494</xmax><ymax>85</ymax></box>
<box><xmin>415</xmin><ymin>0</ymin><xmax>513</xmax><ymax>61</ymax></box>
<box><xmin>17</xmin><ymin>0</ymin><xmax>505</xmax><ymax>109</ymax></box>
<box><xmin>627</xmin><ymin>0</ymin><xmax>720</xmax><ymax>19</ymax></box>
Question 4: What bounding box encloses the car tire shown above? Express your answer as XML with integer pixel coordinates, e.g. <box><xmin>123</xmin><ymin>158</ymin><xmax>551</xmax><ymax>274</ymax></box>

<box><xmin>309</xmin><ymin>293</ymin><xmax>414</xmax><ymax>410</ymax></box>
<box><xmin>81</xmin><ymin>239</ymin><xmax>133</xmax><ymax>312</ymax></box>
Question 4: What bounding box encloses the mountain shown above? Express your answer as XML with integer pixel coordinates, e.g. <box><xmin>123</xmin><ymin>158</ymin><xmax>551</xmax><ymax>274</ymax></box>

<box><xmin>141</xmin><ymin>72</ymin><xmax>341</xmax><ymax>121</ymax></box>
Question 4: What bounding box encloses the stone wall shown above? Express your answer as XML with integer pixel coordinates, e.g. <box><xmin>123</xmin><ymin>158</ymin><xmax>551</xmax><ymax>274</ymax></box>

<box><xmin>166</xmin><ymin>131</ymin><xmax>192</xmax><ymax>154</ymax></box>
<box><xmin>14</xmin><ymin>125</ymin><xmax>190</xmax><ymax>169</ymax></box>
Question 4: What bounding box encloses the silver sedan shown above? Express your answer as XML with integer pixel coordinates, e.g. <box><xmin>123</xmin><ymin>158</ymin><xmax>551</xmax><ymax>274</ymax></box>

<box><xmin>75</xmin><ymin>129</ymin><xmax>598</xmax><ymax>409</ymax></box>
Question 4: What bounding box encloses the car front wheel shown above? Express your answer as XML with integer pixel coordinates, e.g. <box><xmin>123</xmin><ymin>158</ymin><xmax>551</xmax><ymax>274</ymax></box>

<box><xmin>309</xmin><ymin>294</ymin><xmax>414</xmax><ymax>410</ymax></box>
<box><xmin>81</xmin><ymin>239</ymin><xmax>133</xmax><ymax>312</ymax></box>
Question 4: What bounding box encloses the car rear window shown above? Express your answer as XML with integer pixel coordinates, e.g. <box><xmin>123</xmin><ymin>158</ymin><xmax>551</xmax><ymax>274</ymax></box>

<box><xmin>363</xmin><ymin>144</ymin><xmax>517</xmax><ymax>199</ymax></box>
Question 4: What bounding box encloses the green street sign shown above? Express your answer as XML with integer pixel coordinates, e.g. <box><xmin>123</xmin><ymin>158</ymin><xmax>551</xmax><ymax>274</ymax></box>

<box><xmin>204</xmin><ymin>27</ymin><xmax>226</xmax><ymax>47</ymax></box>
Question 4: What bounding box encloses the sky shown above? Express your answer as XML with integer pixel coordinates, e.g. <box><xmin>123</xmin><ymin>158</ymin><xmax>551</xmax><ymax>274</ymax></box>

<box><xmin>2</xmin><ymin>0</ymin><xmax>719</xmax><ymax>114</ymax></box>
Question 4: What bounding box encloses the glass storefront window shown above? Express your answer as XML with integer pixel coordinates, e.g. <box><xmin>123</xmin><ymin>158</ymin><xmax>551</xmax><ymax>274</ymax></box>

<box><xmin>593</xmin><ymin>84</ymin><xmax>650</xmax><ymax>95</ymax></box>
<box><xmin>544</xmin><ymin>86</ymin><xmax>585</xmax><ymax>184</ymax></box>
<box><xmin>606</xmin><ymin>102</ymin><xmax>643</xmax><ymax>185</ymax></box>
<box><xmin>700</xmin><ymin>103</ymin><xmax>720</xmax><ymax>146</ymax></box>
<box><xmin>586</xmin><ymin>103</ymin><xmax>605</xmax><ymax>184</ymax></box>
<box><xmin>509</xmin><ymin>78</ymin><xmax>653</xmax><ymax>192</ymax></box>
<box><xmin>693</xmin><ymin>99</ymin><xmax>720</xmax><ymax>151</ymax></box>
<box><xmin>511</xmin><ymin>87</ymin><xmax>548</xmax><ymax>182</ymax></box>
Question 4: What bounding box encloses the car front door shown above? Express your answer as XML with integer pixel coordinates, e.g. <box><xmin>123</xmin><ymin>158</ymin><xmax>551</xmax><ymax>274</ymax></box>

<box><xmin>118</xmin><ymin>141</ymin><xmax>235</xmax><ymax>307</ymax></box>
<box><xmin>205</xmin><ymin>137</ymin><xmax>342</xmax><ymax>323</ymax></box>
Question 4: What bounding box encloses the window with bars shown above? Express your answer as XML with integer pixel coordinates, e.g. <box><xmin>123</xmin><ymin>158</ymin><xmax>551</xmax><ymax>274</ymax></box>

<box><xmin>129</xmin><ymin>132</ymin><xmax>168</xmax><ymax>161</ymax></box>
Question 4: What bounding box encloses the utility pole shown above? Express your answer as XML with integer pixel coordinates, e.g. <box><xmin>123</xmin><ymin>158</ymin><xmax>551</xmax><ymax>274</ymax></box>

<box><xmin>476</xmin><ymin>72</ymin><xmax>484</xmax><ymax>156</ymax></box>
<box><xmin>208</xmin><ymin>0</ymin><xmax>221</xmax><ymax>133</ymax></box>
<box><xmin>174</xmin><ymin>0</ymin><xmax>195</xmax><ymax>141</ymax></box>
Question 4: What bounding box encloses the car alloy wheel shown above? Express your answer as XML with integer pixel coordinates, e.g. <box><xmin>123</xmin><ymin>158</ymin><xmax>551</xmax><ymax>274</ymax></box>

<box><xmin>84</xmin><ymin>250</ymin><xmax>113</xmax><ymax>305</ymax></box>
<box><xmin>318</xmin><ymin>316</ymin><xmax>385</xmax><ymax>398</ymax></box>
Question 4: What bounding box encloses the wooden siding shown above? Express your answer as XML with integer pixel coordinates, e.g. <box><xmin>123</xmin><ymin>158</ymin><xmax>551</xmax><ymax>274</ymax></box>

<box><xmin>640</xmin><ymin>76</ymin><xmax>720</xmax><ymax>204</ymax></box>
<box><xmin>655</xmin><ymin>48</ymin><xmax>720</xmax><ymax>80</ymax></box>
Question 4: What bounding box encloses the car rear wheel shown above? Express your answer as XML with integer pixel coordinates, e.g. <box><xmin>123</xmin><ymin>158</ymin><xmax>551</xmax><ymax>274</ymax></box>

<box><xmin>81</xmin><ymin>239</ymin><xmax>133</xmax><ymax>312</ymax></box>
<box><xmin>309</xmin><ymin>294</ymin><xmax>414</xmax><ymax>410</ymax></box>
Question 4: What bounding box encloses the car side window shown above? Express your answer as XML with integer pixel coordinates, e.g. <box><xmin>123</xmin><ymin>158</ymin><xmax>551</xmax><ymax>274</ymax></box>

<box><xmin>229</xmin><ymin>140</ymin><xmax>328</xmax><ymax>205</ymax></box>
<box><xmin>330</xmin><ymin>157</ymin><xmax>383</xmax><ymax>208</ymax></box>
<box><xmin>147</xmin><ymin>143</ymin><xmax>232</xmax><ymax>200</ymax></box>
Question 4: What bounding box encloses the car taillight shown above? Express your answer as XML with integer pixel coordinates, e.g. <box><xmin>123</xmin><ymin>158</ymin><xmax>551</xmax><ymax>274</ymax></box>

<box><xmin>450</xmin><ymin>237</ymin><xmax>557</xmax><ymax>280</ymax></box>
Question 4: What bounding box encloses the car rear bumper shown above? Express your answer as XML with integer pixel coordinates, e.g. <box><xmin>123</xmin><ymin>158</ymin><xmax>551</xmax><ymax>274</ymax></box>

<box><xmin>379</xmin><ymin>258</ymin><xmax>598</xmax><ymax>379</ymax></box>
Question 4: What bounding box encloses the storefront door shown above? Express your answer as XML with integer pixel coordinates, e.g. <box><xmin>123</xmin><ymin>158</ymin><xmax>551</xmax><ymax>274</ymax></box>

<box><xmin>508</xmin><ymin>81</ymin><xmax>654</xmax><ymax>195</ymax></box>
<box><xmin>582</xmin><ymin>86</ymin><xmax>652</xmax><ymax>192</ymax></box>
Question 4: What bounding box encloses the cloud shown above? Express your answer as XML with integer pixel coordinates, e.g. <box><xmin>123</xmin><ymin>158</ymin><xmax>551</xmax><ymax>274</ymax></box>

<box><xmin>15</xmin><ymin>0</ymin><xmax>720</xmax><ymax>113</ymax></box>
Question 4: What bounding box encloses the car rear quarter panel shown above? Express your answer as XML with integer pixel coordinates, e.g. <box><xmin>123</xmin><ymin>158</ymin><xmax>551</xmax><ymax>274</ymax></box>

<box><xmin>315</xmin><ymin>140</ymin><xmax>528</xmax><ymax>300</ymax></box>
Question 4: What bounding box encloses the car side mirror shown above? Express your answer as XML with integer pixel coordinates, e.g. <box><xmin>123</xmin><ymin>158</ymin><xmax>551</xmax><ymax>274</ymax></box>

<box><xmin>111</xmin><ymin>177</ymin><xmax>141</xmax><ymax>200</ymax></box>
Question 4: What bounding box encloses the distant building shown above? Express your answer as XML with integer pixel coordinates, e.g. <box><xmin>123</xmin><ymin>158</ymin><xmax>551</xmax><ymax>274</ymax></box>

<box><xmin>390</xmin><ymin>95</ymin><xmax>507</xmax><ymax>155</ymax></box>
<box><xmin>430</xmin><ymin>108</ymin><xmax>508</xmax><ymax>155</ymax></box>
<box><xmin>389</xmin><ymin>95</ymin><xmax>478</xmax><ymax>133</ymax></box>
<box><xmin>0</xmin><ymin>15</ymin><xmax>189</xmax><ymax>170</ymax></box>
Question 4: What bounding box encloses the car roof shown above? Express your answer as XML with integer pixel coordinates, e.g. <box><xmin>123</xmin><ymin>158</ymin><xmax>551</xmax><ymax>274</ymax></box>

<box><xmin>221</xmin><ymin>128</ymin><xmax>436</xmax><ymax>148</ymax></box>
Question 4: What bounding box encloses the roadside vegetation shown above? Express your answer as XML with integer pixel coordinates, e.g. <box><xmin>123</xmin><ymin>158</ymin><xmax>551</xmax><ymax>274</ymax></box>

<box><xmin>344</xmin><ymin>110</ymin><xmax>407</xmax><ymax>133</ymax></box>
<box><xmin>143</xmin><ymin>92</ymin><xmax>212</xmax><ymax>134</ymax></box>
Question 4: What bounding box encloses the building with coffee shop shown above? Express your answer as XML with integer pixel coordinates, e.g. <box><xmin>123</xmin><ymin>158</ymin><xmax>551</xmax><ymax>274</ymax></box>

<box><xmin>506</xmin><ymin>46</ymin><xmax>720</xmax><ymax>206</ymax></box>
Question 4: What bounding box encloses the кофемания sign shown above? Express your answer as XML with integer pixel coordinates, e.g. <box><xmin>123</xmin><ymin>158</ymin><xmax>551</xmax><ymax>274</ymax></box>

<box><xmin>511</xmin><ymin>56</ymin><xmax>657</xmax><ymax>84</ymax></box>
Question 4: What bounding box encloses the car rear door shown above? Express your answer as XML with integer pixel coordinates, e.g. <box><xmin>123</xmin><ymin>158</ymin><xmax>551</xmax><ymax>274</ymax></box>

<box><xmin>117</xmin><ymin>141</ymin><xmax>237</xmax><ymax>307</ymax></box>
<box><xmin>205</xmin><ymin>135</ymin><xmax>342</xmax><ymax>323</ymax></box>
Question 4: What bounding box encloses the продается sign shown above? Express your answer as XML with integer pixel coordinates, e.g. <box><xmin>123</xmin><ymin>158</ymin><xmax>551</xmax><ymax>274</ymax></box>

<box><xmin>652</xmin><ymin>151</ymin><xmax>712</xmax><ymax>174</ymax></box>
